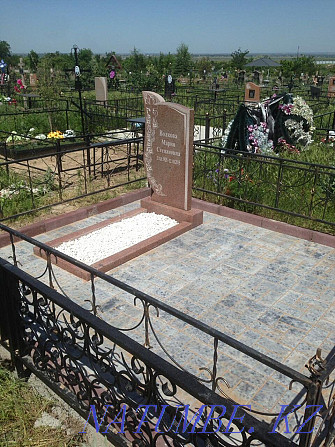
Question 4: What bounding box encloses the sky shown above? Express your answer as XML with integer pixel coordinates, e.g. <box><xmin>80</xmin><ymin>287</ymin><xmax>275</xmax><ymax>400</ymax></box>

<box><xmin>2</xmin><ymin>0</ymin><xmax>335</xmax><ymax>55</ymax></box>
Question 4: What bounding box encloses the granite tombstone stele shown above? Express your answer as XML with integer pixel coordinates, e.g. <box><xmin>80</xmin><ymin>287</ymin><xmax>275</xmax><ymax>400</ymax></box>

<box><xmin>142</xmin><ymin>91</ymin><xmax>194</xmax><ymax>211</ymax></box>
<box><xmin>95</xmin><ymin>77</ymin><xmax>108</xmax><ymax>102</ymax></box>
<box><xmin>245</xmin><ymin>82</ymin><xmax>260</xmax><ymax>103</ymax></box>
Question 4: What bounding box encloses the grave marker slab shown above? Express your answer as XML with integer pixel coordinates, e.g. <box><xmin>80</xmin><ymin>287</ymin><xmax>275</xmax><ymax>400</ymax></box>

<box><xmin>30</xmin><ymin>73</ymin><xmax>37</xmax><ymax>86</ymax></box>
<box><xmin>95</xmin><ymin>77</ymin><xmax>108</xmax><ymax>102</ymax></box>
<box><xmin>245</xmin><ymin>82</ymin><xmax>260</xmax><ymax>103</ymax></box>
<box><xmin>142</xmin><ymin>91</ymin><xmax>194</xmax><ymax>211</ymax></box>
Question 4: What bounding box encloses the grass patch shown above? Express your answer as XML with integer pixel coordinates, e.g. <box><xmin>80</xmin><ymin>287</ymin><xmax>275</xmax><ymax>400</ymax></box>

<box><xmin>1</xmin><ymin>176</ymin><xmax>148</xmax><ymax>229</ymax></box>
<box><xmin>193</xmin><ymin>144</ymin><xmax>335</xmax><ymax>235</ymax></box>
<box><xmin>0</xmin><ymin>363</ymin><xmax>84</xmax><ymax>446</ymax></box>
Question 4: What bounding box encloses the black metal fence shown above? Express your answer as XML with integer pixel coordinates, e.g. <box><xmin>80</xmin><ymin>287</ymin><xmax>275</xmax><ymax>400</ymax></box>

<box><xmin>83</xmin><ymin>97</ymin><xmax>145</xmax><ymax>134</ymax></box>
<box><xmin>1</xmin><ymin>136</ymin><xmax>335</xmax><ymax>232</ymax></box>
<box><xmin>0</xmin><ymin>97</ymin><xmax>83</xmax><ymax>136</ymax></box>
<box><xmin>0</xmin><ymin>222</ymin><xmax>334</xmax><ymax>446</ymax></box>
<box><xmin>313</xmin><ymin>110</ymin><xmax>335</xmax><ymax>140</ymax></box>
<box><xmin>0</xmin><ymin>135</ymin><xmax>145</xmax><ymax>221</ymax></box>
<box><xmin>193</xmin><ymin>142</ymin><xmax>335</xmax><ymax>233</ymax></box>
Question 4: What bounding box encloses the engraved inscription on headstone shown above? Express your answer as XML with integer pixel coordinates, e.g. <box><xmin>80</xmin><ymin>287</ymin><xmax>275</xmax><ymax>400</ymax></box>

<box><xmin>95</xmin><ymin>77</ymin><xmax>108</xmax><ymax>102</ymax></box>
<box><xmin>143</xmin><ymin>91</ymin><xmax>194</xmax><ymax>211</ymax></box>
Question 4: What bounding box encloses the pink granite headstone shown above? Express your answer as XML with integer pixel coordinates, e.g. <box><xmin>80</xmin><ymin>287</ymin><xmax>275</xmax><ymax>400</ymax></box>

<box><xmin>245</xmin><ymin>82</ymin><xmax>261</xmax><ymax>103</ymax></box>
<box><xmin>142</xmin><ymin>91</ymin><xmax>194</xmax><ymax>211</ymax></box>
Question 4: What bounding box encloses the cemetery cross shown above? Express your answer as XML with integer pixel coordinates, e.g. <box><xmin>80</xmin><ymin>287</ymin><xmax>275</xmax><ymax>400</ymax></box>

<box><xmin>64</xmin><ymin>45</ymin><xmax>92</xmax><ymax>172</ymax></box>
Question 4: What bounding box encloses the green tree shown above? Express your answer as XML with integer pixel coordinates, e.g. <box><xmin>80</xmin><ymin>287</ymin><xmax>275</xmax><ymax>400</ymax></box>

<box><xmin>26</xmin><ymin>50</ymin><xmax>39</xmax><ymax>72</ymax></box>
<box><xmin>36</xmin><ymin>59</ymin><xmax>64</xmax><ymax>130</ymax></box>
<box><xmin>174</xmin><ymin>43</ymin><xmax>192</xmax><ymax>76</ymax></box>
<box><xmin>280</xmin><ymin>55</ymin><xmax>316</xmax><ymax>79</ymax></box>
<box><xmin>78</xmin><ymin>48</ymin><xmax>94</xmax><ymax>69</ymax></box>
<box><xmin>230</xmin><ymin>48</ymin><xmax>249</xmax><ymax>70</ymax></box>
<box><xmin>196</xmin><ymin>57</ymin><xmax>213</xmax><ymax>77</ymax></box>
<box><xmin>123</xmin><ymin>48</ymin><xmax>147</xmax><ymax>74</ymax></box>
<box><xmin>0</xmin><ymin>41</ymin><xmax>11</xmax><ymax>60</ymax></box>
<box><xmin>40</xmin><ymin>51</ymin><xmax>72</xmax><ymax>71</ymax></box>
<box><xmin>154</xmin><ymin>52</ymin><xmax>175</xmax><ymax>75</ymax></box>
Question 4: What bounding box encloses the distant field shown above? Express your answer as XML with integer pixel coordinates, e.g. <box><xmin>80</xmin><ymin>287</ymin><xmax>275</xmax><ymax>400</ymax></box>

<box><xmin>190</xmin><ymin>52</ymin><xmax>335</xmax><ymax>62</ymax></box>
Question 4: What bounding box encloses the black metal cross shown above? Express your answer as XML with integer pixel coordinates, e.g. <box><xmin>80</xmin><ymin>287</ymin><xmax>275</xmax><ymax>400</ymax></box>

<box><xmin>63</xmin><ymin>45</ymin><xmax>93</xmax><ymax>140</ymax></box>
<box><xmin>64</xmin><ymin>45</ymin><xmax>91</xmax><ymax>91</ymax></box>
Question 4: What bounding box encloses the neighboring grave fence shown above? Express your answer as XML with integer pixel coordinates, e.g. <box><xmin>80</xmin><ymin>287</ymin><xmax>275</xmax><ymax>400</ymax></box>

<box><xmin>0</xmin><ymin>98</ymin><xmax>82</xmax><ymax>135</ymax></box>
<box><xmin>0</xmin><ymin>224</ymin><xmax>334</xmax><ymax>446</ymax></box>
<box><xmin>313</xmin><ymin>110</ymin><xmax>335</xmax><ymax>140</ymax></box>
<box><xmin>193</xmin><ymin>112</ymin><xmax>233</xmax><ymax>142</ymax></box>
<box><xmin>83</xmin><ymin>98</ymin><xmax>144</xmax><ymax>134</ymax></box>
<box><xmin>193</xmin><ymin>142</ymin><xmax>335</xmax><ymax>234</ymax></box>
<box><xmin>0</xmin><ymin>136</ymin><xmax>145</xmax><ymax>221</ymax></box>
<box><xmin>1</xmin><ymin>137</ymin><xmax>335</xmax><ymax>232</ymax></box>
<box><xmin>82</xmin><ymin>99</ymin><xmax>231</xmax><ymax>143</ymax></box>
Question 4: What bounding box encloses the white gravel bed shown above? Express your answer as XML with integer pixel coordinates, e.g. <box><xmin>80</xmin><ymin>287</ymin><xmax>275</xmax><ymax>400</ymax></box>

<box><xmin>56</xmin><ymin>212</ymin><xmax>178</xmax><ymax>265</ymax></box>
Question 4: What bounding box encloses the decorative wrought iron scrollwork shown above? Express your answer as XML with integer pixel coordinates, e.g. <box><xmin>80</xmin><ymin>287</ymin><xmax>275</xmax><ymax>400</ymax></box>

<box><xmin>306</xmin><ymin>348</ymin><xmax>327</xmax><ymax>378</ymax></box>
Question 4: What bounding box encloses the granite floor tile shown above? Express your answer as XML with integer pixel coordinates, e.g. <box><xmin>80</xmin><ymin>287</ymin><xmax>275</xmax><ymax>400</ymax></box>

<box><xmin>2</xmin><ymin>199</ymin><xmax>335</xmax><ymax>416</ymax></box>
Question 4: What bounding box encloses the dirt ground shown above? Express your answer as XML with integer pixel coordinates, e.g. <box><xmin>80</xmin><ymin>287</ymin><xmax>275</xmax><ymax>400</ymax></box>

<box><xmin>0</xmin><ymin>142</ymin><xmax>145</xmax><ymax>229</ymax></box>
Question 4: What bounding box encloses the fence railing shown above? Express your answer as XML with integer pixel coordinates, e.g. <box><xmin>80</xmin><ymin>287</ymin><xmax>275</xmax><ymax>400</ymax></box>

<box><xmin>193</xmin><ymin>142</ymin><xmax>335</xmax><ymax>232</ymax></box>
<box><xmin>313</xmin><ymin>110</ymin><xmax>335</xmax><ymax>139</ymax></box>
<box><xmin>1</xmin><ymin>136</ymin><xmax>335</xmax><ymax>232</ymax></box>
<box><xmin>0</xmin><ymin>222</ymin><xmax>334</xmax><ymax>446</ymax></box>
<box><xmin>0</xmin><ymin>135</ymin><xmax>145</xmax><ymax>221</ymax></box>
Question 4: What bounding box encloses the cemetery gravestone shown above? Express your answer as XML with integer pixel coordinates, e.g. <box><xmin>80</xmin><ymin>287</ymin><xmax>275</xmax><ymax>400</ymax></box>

<box><xmin>245</xmin><ymin>82</ymin><xmax>261</xmax><ymax>103</ymax></box>
<box><xmin>142</xmin><ymin>91</ymin><xmax>194</xmax><ymax>211</ymax></box>
<box><xmin>34</xmin><ymin>91</ymin><xmax>202</xmax><ymax>278</ymax></box>
<box><xmin>30</xmin><ymin>73</ymin><xmax>37</xmax><ymax>87</ymax></box>
<box><xmin>95</xmin><ymin>77</ymin><xmax>108</xmax><ymax>102</ymax></box>
<box><xmin>253</xmin><ymin>71</ymin><xmax>260</xmax><ymax>83</ymax></box>
<box><xmin>0</xmin><ymin>60</ymin><xmax>7</xmax><ymax>86</ymax></box>
<box><xmin>328</xmin><ymin>76</ymin><xmax>335</xmax><ymax>98</ymax></box>
<box><xmin>310</xmin><ymin>85</ymin><xmax>321</xmax><ymax>99</ymax></box>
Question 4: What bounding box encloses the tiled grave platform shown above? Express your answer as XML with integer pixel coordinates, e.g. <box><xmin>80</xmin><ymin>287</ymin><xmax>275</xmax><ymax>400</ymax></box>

<box><xmin>1</xmin><ymin>193</ymin><xmax>335</xmax><ymax>416</ymax></box>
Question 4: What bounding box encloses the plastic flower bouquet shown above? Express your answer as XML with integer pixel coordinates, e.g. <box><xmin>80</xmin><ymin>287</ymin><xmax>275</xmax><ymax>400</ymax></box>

<box><xmin>47</xmin><ymin>130</ymin><xmax>64</xmax><ymax>140</ymax></box>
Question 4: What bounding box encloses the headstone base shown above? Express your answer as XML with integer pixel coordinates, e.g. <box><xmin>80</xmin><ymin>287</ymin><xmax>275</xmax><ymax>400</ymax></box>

<box><xmin>141</xmin><ymin>196</ymin><xmax>203</xmax><ymax>227</ymax></box>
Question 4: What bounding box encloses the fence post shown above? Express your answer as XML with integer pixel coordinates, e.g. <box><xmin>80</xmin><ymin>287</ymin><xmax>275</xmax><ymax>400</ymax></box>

<box><xmin>3</xmin><ymin>141</ymin><xmax>9</xmax><ymax>175</ymax></box>
<box><xmin>0</xmin><ymin>262</ymin><xmax>27</xmax><ymax>377</ymax></box>
<box><xmin>331</xmin><ymin>110</ymin><xmax>335</xmax><ymax>134</ymax></box>
<box><xmin>66</xmin><ymin>99</ymin><xmax>69</xmax><ymax>130</ymax></box>
<box><xmin>55</xmin><ymin>139</ymin><xmax>63</xmax><ymax>201</ymax></box>
<box><xmin>223</xmin><ymin>109</ymin><xmax>227</xmax><ymax>132</ymax></box>
<box><xmin>298</xmin><ymin>381</ymin><xmax>322</xmax><ymax>447</ymax></box>
<box><xmin>274</xmin><ymin>159</ymin><xmax>283</xmax><ymax>208</ymax></box>
<box><xmin>205</xmin><ymin>113</ymin><xmax>210</xmax><ymax>143</ymax></box>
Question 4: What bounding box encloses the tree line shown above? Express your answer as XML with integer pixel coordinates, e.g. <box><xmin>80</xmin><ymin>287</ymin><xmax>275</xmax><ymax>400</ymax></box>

<box><xmin>0</xmin><ymin>39</ymin><xmax>325</xmax><ymax>94</ymax></box>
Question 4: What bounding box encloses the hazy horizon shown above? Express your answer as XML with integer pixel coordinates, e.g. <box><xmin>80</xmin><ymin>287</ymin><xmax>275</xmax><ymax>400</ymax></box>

<box><xmin>11</xmin><ymin>51</ymin><xmax>335</xmax><ymax>58</ymax></box>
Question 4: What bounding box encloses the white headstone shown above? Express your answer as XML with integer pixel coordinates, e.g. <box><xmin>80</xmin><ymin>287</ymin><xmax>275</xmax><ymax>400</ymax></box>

<box><xmin>95</xmin><ymin>77</ymin><xmax>108</xmax><ymax>102</ymax></box>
